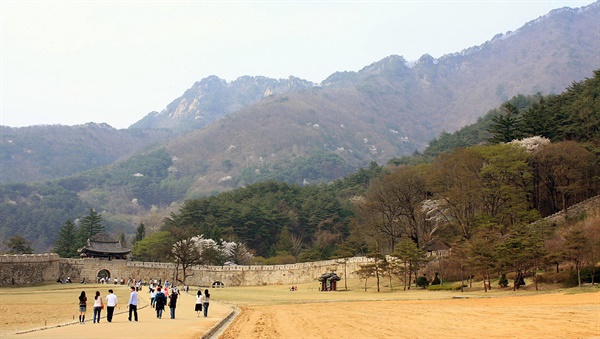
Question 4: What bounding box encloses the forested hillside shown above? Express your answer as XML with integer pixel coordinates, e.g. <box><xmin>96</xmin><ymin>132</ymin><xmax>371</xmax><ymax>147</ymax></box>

<box><xmin>124</xmin><ymin>71</ymin><xmax>599</xmax><ymax>288</ymax></box>
<box><xmin>2</xmin><ymin>70</ymin><xmax>599</xmax><ymax>254</ymax></box>
<box><xmin>0</xmin><ymin>123</ymin><xmax>173</xmax><ymax>184</ymax></box>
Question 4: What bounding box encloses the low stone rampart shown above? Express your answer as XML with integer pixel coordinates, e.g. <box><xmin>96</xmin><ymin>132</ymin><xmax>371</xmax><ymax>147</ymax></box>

<box><xmin>2</xmin><ymin>253</ymin><xmax>371</xmax><ymax>287</ymax></box>
<box><xmin>0</xmin><ymin>253</ymin><xmax>60</xmax><ymax>285</ymax></box>
<box><xmin>533</xmin><ymin>195</ymin><xmax>600</xmax><ymax>226</ymax></box>
<box><xmin>57</xmin><ymin>256</ymin><xmax>370</xmax><ymax>287</ymax></box>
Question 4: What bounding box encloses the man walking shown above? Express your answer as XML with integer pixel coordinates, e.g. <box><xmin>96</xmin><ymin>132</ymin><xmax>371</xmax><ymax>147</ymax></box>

<box><xmin>105</xmin><ymin>289</ymin><xmax>118</xmax><ymax>322</ymax></box>
<box><xmin>128</xmin><ymin>286</ymin><xmax>139</xmax><ymax>321</ymax></box>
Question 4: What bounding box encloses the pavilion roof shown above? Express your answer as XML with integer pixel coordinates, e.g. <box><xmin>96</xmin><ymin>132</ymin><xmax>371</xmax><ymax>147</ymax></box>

<box><xmin>81</xmin><ymin>233</ymin><xmax>131</xmax><ymax>255</ymax></box>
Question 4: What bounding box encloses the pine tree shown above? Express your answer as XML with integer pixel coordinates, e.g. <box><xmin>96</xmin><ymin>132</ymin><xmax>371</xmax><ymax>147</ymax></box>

<box><xmin>563</xmin><ymin>227</ymin><xmax>589</xmax><ymax>287</ymax></box>
<box><xmin>132</xmin><ymin>223</ymin><xmax>146</xmax><ymax>245</ymax></box>
<box><xmin>53</xmin><ymin>219</ymin><xmax>79</xmax><ymax>258</ymax></box>
<box><xmin>487</xmin><ymin>103</ymin><xmax>521</xmax><ymax>143</ymax></box>
<box><xmin>77</xmin><ymin>208</ymin><xmax>104</xmax><ymax>246</ymax></box>
<box><xmin>3</xmin><ymin>235</ymin><xmax>34</xmax><ymax>254</ymax></box>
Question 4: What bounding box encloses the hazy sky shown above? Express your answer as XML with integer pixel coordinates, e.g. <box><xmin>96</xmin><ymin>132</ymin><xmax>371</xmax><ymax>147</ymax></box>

<box><xmin>1</xmin><ymin>1</ymin><xmax>595</xmax><ymax>129</ymax></box>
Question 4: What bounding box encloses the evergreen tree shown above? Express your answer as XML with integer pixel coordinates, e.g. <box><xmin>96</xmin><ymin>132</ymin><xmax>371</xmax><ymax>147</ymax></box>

<box><xmin>518</xmin><ymin>98</ymin><xmax>555</xmax><ymax>139</ymax></box>
<box><xmin>487</xmin><ymin>103</ymin><xmax>521</xmax><ymax>143</ymax></box>
<box><xmin>53</xmin><ymin>219</ymin><xmax>79</xmax><ymax>258</ymax></box>
<box><xmin>563</xmin><ymin>226</ymin><xmax>589</xmax><ymax>287</ymax></box>
<box><xmin>3</xmin><ymin>235</ymin><xmax>34</xmax><ymax>254</ymax></box>
<box><xmin>77</xmin><ymin>208</ymin><xmax>104</xmax><ymax>246</ymax></box>
<box><xmin>132</xmin><ymin>223</ymin><xmax>146</xmax><ymax>245</ymax></box>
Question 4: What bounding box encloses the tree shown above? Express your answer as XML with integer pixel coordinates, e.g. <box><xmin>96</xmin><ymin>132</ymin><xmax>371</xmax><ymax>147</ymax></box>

<box><xmin>390</xmin><ymin>237</ymin><xmax>428</xmax><ymax>290</ymax></box>
<box><xmin>467</xmin><ymin>230</ymin><xmax>501</xmax><ymax>292</ymax></box>
<box><xmin>366</xmin><ymin>252</ymin><xmax>388</xmax><ymax>292</ymax></box>
<box><xmin>53</xmin><ymin>220</ymin><xmax>78</xmax><ymax>258</ymax></box>
<box><xmin>118</xmin><ymin>231</ymin><xmax>127</xmax><ymax>248</ymax></box>
<box><xmin>497</xmin><ymin>225</ymin><xmax>547</xmax><ymax>291</ymax></box>
<box><xmin>169</xmin><ymin>226</ymin><xmax>202</xmax><ymax>284</ymax></box>
<box><xmin>534</xmin><ymin>141</ymin><xmax>598</xmax><ymax>217</ymax></box>
<box><xmin>223</xmin><ymin>241</ymin><xmax>253</xmax><ymax>265</ymax></box>
<box><xmin>132</xmin><ymin>223</ymin><xmax>146</xmax><ymax>245</ymax></box>
<box><xmin>3</xmin><ymin>235</ymin><xmax>34</xmax><ymax>254</ymax></box>
<box><xmin>563</xmin><ymin>226</ymin><xmax>590</xmax><ymax>287</ymax></box>
<box><xmin>488</xmin><ymin>103</ymin><xmax>521</xmax><ymax>143</ymax></box>
<box><xmin>424</xmin><ymin>147</ymin><xmax>485</xmax><ymax>240</ymax></box>
<box><xmin>449</xmin><ymin>241</ymin><xmax>470</xmax><ymax>292</ymax></box>
<box><xmin>355</xmin><ymin>263</ymin><xmax>376</xmax><ymax>292</ymax></box>
<box><xmin>77</xmin><ymin>208</ymin><xmax>104</xmax><ymax>246</ymax></box>
<box><xmin>518</xmin><ymin>98</ymin><xmax>556</xmax><ymax>139</ymax></box>
<box><xmin>131</xmin><ymin>231</ymin><xmax>173</xmax><ymax>262</ymax></box>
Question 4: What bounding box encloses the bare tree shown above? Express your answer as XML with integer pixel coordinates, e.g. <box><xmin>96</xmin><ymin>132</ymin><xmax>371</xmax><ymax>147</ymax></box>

<box><xmin>169</xmin><ymin>226</ymin><xmax>202</xmax><ymax>285</ymax></box>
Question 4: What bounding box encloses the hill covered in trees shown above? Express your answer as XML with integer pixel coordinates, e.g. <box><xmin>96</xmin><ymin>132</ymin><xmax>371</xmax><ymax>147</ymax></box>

<box><xmin>2</xmin><ymin>69</ymin><xmax>599</xmax><ymax>254</ymax></box>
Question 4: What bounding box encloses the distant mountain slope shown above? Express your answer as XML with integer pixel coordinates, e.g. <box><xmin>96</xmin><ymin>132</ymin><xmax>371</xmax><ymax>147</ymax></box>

<box><xmin>130</xmin><ymin>75</ymin><xmax>315</xmax><ymax>133</ymax></box>
<box><xmin>2</xmin><ymin>3</ymin><xmax>597</xmax><ymax>187</ymax></box>
<box><xmin>0</xmin><ymin>123</ymin><xmax>173</xmax><ymax>184</ymax></box>
<box><xmin>158</xmin><ymin>3</ymin><xmax>599</xmax><ymax>192</ymax></box>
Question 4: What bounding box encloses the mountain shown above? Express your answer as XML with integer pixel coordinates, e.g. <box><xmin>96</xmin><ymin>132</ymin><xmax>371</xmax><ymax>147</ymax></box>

<box><xmin>154</xmin><ymin>3</ymin><xmax>599</xmax><ymax>192</ymax></box>
<box><xmin>2</xmin><ymin>3</ymin><xmax>598</xmax><ymax>187</ymax></box>
<box><xmin>130</xmin><ymin>75</ymin><xmax>316</xmax><ymax>133</ymax></box>
<box><xmin>0</xmin><ymin>123</ymin><xmax>173</xmax><ymax>184</ymax></box>
<box><xmin>1</xmin><ymin>2</ymin><xmax>599</xmax><ymax>251</ymax></box>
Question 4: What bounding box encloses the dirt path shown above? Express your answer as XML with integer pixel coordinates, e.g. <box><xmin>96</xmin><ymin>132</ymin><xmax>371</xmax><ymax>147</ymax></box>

<box><xmin>2</xmin><ymin>289</ymin><xmax>233</xmax><ymax>339</ymax></box>
<box><xmin>220</xmin><ymin>292</ymin><xmax>600</xmax><ymax>339</ymax></box>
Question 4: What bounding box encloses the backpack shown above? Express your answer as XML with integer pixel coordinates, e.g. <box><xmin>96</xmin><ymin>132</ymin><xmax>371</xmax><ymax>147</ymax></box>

<box><xmin>157</xmin><ymin>292</ymin><xmax>166</xmax><ymax>304</ymax></box>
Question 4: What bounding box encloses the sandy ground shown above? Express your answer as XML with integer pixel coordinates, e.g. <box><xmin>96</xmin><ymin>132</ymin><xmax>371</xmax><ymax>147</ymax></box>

<box><xmin>1</xmin><ymin>283</ymin><xmax>599</xmax><ymax>339</ymax></box>
<box><xmin>0</xmin><ymin>285</ymin><xmax>232</xmax><ymax>338</ymax></box>
<box><xmin>220</xmin><ymin>292</ymin><xmax>600</xmax><ymax>339</ymax></box>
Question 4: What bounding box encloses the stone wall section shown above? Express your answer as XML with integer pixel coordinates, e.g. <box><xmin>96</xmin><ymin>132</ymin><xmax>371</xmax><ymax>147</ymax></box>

<box><xmin>0</xmin><ymin>256</ymin><xmax>367</xmax><ymax>287</ymax></box>
<box><xmin>0</xmin><ymin>254</ymin><xmax>60</xmax><ymax>285</ymax></box>
<box><xmin>533</xmin><ymin>195</ymin><xmax>600</xmax><ymax>226</ymax></box>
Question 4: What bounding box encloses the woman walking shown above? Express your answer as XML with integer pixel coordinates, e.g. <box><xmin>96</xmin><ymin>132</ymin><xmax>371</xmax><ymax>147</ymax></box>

<box><xmin>92</xmin><ymin>291</ymin><xmax>103</xmax><ymax>323</ymax></box>
<box><xmin>202</xmin><ymin>289</ymin><xmax>210</xmax><ymax>317</ymax></box>
<box><xmin>78</xmin><ymin>291</ymin><xmax>87</xmax><ymax>324</ymax></box>
<box><xmin>195</xmin><ymin>290</ymin><xmax>203</xmax><ymax>317</ymax></box>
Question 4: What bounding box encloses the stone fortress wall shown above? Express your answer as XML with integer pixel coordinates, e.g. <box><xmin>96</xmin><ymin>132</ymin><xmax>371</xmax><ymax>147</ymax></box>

<box><xmin>0</xmin><ymin>253</ymin><xmax>61</xmax><ymax>285</ymax></box>
<box><xmin>2</xmin><ymin>255</ymin><xmax>369</xmax><ymax>287</ymax></box>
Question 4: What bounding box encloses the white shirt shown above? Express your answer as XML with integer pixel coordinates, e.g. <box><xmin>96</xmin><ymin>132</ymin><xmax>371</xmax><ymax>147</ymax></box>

<box><xmin>128</xmin><ymin>291</ymin><xmax>138</xmax><ymax>306</ymax></box>
<box><xmin>106</xmin><ymin>293</ymin><xmax>118</xmax><ymax>307</ymax></box>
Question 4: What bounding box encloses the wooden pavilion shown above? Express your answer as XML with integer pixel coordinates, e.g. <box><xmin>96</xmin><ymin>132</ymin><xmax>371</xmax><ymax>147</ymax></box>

<box><xmin>318</xmin><ymin>272</ymin><xmax>341</xmax><ymax>291</ymax></box>
<box><xmin>79</xmin><ymin>233</ymin><xmax>130</xmax><ymax>259</ymax></box>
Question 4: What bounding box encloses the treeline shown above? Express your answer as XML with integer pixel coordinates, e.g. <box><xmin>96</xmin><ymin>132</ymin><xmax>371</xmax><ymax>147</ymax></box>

<box><xmin>404</xmin><ymin>69</ymin><xmax>600</xmax><ymax>160</ymax></box>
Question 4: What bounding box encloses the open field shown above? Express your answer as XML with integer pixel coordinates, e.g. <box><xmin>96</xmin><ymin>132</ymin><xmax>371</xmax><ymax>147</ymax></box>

<box><xmin>0</xmin><ymin>279</ymin><xmax>598</xmax><ymax>338</ymax></box>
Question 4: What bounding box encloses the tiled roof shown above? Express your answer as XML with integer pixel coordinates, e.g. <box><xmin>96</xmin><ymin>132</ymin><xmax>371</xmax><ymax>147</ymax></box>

<box><xmin>81</xmin><ymin>233</ymin><xmax>130</xmax><ymax>255</ymax></box>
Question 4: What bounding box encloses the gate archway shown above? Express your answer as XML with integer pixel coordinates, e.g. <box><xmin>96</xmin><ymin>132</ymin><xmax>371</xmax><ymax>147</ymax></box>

<box><xmin>97</xmin><ymin>269</ymin><xmax>111</xmax><ymax>283</ymax></box>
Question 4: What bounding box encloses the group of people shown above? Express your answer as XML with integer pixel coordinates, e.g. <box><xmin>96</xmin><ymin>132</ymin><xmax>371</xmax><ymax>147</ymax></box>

<box><xmin>149</xmin><ymin>285</ymin><xmax>179</xmax><ymax>319</ymax></box>
<box><xmin>77</xmin><ymin>285</ymin><xmax>211</xmax><ymax>323</ymax></box>
<box><xmin>76</xmin><ymin>287</ymin><xmax>137</xmax><ymax>324</ymax></box>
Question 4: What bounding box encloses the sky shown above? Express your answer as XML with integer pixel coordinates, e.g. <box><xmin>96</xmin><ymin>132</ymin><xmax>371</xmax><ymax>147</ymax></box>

<box><xmin>1</xmin><ymin>1</ymin><xmax>596</xmax><ymax>129</ymax></box>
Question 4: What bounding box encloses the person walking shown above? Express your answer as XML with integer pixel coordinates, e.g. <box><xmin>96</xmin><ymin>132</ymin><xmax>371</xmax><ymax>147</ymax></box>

<box><xmin>154</xmin><ymin>285</ymin><xmax>166</xmax><ymax>319</ymax></box>
<box><xmin>149</xmin><ymin>288</ymin><xmax>156</xmax><ymax>308</ymax></box>
<box><xmin>92</xmin><ymin>291</ymin><xmax>103</xmax><ymax>323</ymax></box>
<box><xmin>195</xmin><ymin>290</ymin><xmax>203</xmax><ymax>317</ymax></box>
<box><xmin>168</xmin><ymin>289</ymin><xmax>178</xmax><ymax>319</ymax></box>
<box><xmin>128</xmin><ymin>286</ymin><xmax>139</xmax><ymax>322</ymax></box>
<box><xmin>202</xmin><ymin>289</ymin><xmax>210</xmax><ymax>317</ymax></box>
<box><xmin>78</xmin><ymin>291</ymin><xmax>87</xmax><ymax>324</ymax></box>
<box><xmin>105</xmin><ymin>289</ymin><xmax>118</xmax><ymax>322</ymax></box>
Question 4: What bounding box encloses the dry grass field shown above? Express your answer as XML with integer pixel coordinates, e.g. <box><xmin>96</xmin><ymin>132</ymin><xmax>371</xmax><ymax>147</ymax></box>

<box><xmin>0</xmin><ymin>279</ymin><xmax>598</xmax><ymax>338</ymax></box>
